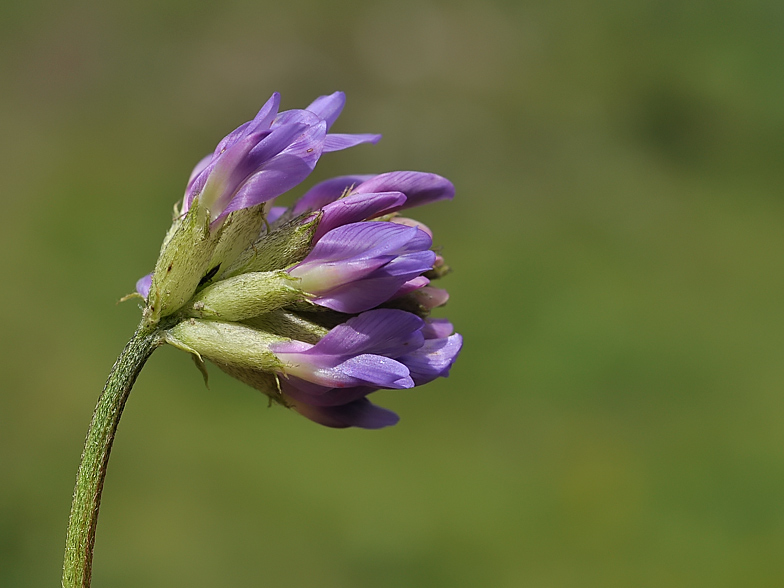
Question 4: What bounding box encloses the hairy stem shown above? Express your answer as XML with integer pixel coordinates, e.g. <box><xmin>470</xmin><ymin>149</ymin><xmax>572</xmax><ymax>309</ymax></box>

<box><xmin>62</xmin><ymin>321</ymin><xmax>163</xmax><ymax>588</ymax></box>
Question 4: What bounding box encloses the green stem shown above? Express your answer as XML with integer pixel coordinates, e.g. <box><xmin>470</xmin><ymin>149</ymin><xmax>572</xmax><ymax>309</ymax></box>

<box><xmin>62</xmin><ymin>321</ymin><xmax>163</xmax><ymax>588</ymax></box>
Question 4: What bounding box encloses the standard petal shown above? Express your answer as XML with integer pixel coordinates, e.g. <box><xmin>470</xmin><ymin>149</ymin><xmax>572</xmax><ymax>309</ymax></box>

<box><xmin>246</xmin><ymin>92</ymin><xmax>281</xmax><ymax>133</ymax></box>
<box><xmin>220</xmin><ymin>122</ymin><xmax>328</xmax><ymax>216</ymax></box>
<box><xmin>353</xmin><ymin>171</ymin><xmax>455</xmax><ymax>210</ymax></box>
<box><xmin>271</xmin><ymin>108</ymin><xmax>322</xmax><ymax>128</ymax></box>
<box><xmin>305</xmin><ymin>91</ymin><xmax>345</xmax><ymax>130</ymax></box>
<box><xmin>323</xmin><ymin>133</ymin><xmax>382</xmax><ymax>152</ymax></box>
<box><xmin>213</xmin><ymin>92</ymin><xmax>281</xmax><ymax>155</ymax></box>
<box><xmin>198</xmin><ymin>131</ymin><xmax>269</xmax><ymax>217</ymax></box>
<box><xmin>307</xmin><ymin>309</ymin><xmax>425</xmax><ymax>357</ymax></box>
<box><xmin>297</xmin><ymin>222</ymin><xmax>427</xmax><ymax>267</ymax></box>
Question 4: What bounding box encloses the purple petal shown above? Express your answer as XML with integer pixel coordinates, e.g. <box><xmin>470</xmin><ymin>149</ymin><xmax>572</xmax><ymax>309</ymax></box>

<box><xmin>323</xmin><ymin>133</ymin><xmax>382</xmax><ymax>153</ymax></box>
<box><xmin>246</xmin><ymin>92</ymin><xmax>281</xmax><ymax>133</ymax></box>
<box><xmin>306</xmin><ymin>309</ymin><xmax>425</xmax><ymax>357</ymax></box>
<box><xmin>315</xmin><ymin>192</ymin><xmax>407</xmax><ymax>241</ymax></box>
<box><xmin>421</xmin><ymin>318</ymin><xmax>454</xmax><ymax>339</ymax></box>
<box><xmin>392</xmin><ymin>276</ymin><xmax>430</xmax><ymax>298</ymax></box>
<box><xmin>195</xmin><ymin>131</ymin><xmax>270</xmax><ymax>216</ymax></box>
<box><xmin>267</xmin><ymin>206</ymin><xmax>288</xmax><ymax>224</ymax></box>
<box><xmin>275</xmin><ymin>347</ymin><xmax>413</xmax><ymax>389</ymax></box>
<box><xmin>390</xmin><ymin>216</ymin><xmax>433</xmax><ymax>238</ymax></box>
<box><xmin>220</xmin><ymin>122</ymin><xmax>327</xmax><ymax>216</ymax></box>
<box><xmin>136</xmin><ymin>273</ymin><xmax>152</xmax><ymax>298</ymax></box>
<box><xmin>410</xmin><ymin>286</ymin><xmax>450</xmax><ymax>309</ymax></box>
<box><xmin>271</xmin><ymin>108</ymin><xmax>322</xmax><ymax>128</ymax></box>
<box><xmin>282</xmin><ymin>378</ymin><xmax>377</xmax><ymax>407</ymax></box>
<box><xmin>245</xmin><ymin>122</ymin><xmax>312</xmax><ymax>165</ymax></box>
<box><xmin>353</xmin><ymin>171</ymin><xmax>455</xmax><ymax>210</ymax></box>
<box><xmin>398</xmin><ymin>334</ymin><xmax>463</xmax><ymax>385</ymax></box>
<box><xmin>291</xmin><ymin>223</ymin><xmax>433</xmax><ymax>299</ymax></box>
<box><xmin>311</xmin><ymin>279</ymin><xmax>405</xmax><ymax>313</ymax></box>
<box><xmin>305</xmin><ymin>92</ymin><xmax>345</xmax><ymax>130</ymax></box>
<box><xmin>292</xmin><ymin>175</ymin><xmax>375</xmax><ymax>215</ymax></box>
<box><xmin>335</xmin><ymin>355</ymin><xmax>414</xmax><ymax>388</ymax></box>
<box><xmin>286</xmin><ymin>395</ymin><xmax>400</xmax><ymax>429</ymax></box>
<box><xmin>185</xmin><ymin>154</ymin><xmax>214</xmax><ymax>192</ymax></box>
<box><xmin>298</xmin><ymin>222</ymin><xmax>431</xmax><ymax>268</ymax></box>
<box><xmin>213</xmin><ymin>93</ymin><xmax>281</xmax><ymax>155</ymax></box>
<box><xmin>312</xmin><ymin>251</ymin><xmax>436</xmax><ymax>313</ymax></box>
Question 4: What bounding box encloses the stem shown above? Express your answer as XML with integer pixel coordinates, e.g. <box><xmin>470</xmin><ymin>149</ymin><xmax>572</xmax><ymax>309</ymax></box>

<box><xmin>62</xmin><ymin>321</ymin><xmax>163</xmax><ymax>588</ymax></box>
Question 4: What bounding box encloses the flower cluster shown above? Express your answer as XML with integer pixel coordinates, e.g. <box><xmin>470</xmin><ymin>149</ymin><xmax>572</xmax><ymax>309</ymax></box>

<box><xmin>138</xmin><ymin>92</ymin><xmax>461</xmax><ymax>428</ymax></box>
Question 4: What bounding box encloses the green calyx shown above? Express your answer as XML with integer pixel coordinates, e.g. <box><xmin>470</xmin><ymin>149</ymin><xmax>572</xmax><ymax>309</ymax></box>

<box><xmin>146</xmin><ymin>200</ymin><xmax>221</xmax><ymax>324</ymax></box>
<box><xmin>184</xmin><ymin>271</ymin><xmax>303</xmax><ymax>322</ymax></box>
<box><xmin>222</xmin><ymin>213</ymin><xmax>320</xmax><ymax>277</ymax></box>
<box><xmin>165</xmin><ymin>319</ymin><xmax>286</xmax><ymax>373</ymax></box>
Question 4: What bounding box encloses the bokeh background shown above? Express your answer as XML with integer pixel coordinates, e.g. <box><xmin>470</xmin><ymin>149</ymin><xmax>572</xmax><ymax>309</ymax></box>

<box><xmin>3</xmin><ymin>0</ymin><xmax>784</xmax><ymax>586</ymax></box>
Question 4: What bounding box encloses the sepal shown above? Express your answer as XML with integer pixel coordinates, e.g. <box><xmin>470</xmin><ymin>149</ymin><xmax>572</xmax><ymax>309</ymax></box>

<box><xmin>146</xmin><ymin>200</ymin><xmax>222</xmax><ymax>323</ymax></box>
<box><xmin>185</xmin><ymin>271</ymin><xmax>303</xmax><ymax>322</ymax></box>
<box><xmin>222</xmin><ymin>214</ymin><xmax>320</xmax><ymax>277</ymax></box>
<box><xmin>166</xmin><ymin>319</ymin><xmax>286</xmax><ymax>372</ymax></box>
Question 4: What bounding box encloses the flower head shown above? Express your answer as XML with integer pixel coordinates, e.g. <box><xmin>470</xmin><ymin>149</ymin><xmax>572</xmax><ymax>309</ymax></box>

<box><xmin>138</xmin><ymin>92</ymin><xmax>461</xmax><ymax>428</ymax></box>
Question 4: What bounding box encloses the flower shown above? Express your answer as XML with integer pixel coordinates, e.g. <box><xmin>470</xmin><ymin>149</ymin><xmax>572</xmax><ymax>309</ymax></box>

<box><xmin>140</xmin><ymin>92</ymin><xmax>461</xmax><ymax>428</ymax></box>
<box><xmin>180</xmin><ymin>92</ymin><xmax>381</xmax><ymax>224</ymax></box>
<box><xmin>288</xmin><ymin>221</ymin><xmax>436</xmax><ymax>313</ymax></box>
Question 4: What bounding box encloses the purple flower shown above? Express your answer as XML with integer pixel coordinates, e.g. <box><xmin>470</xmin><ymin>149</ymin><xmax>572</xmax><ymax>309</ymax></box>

<box><xmin>181</xmin><ymin>92</ymin><xmax>380</xmax><ymax>224</ymax></box>
<box><xmin>142</xmin><ymin>91</ymin><xmax>462</xmax><ymax>429</ymax></box>
<box><xmin>289</xmin><ymin>171</ymin><xmax>455</xmax><ymax>241</ymax></box>
<box><xmin>271</xmin><ymin>309</ymin><xmax>422</xmax><ymax>389</ymax></box>
<box><xmin>271</xmin><ymin>311</ymin><xmax>462</xmax><ymax>429</ymax></box>
<box><xmin>288</xmin><ymin>222</ymin><xmax>436</xmax><ymax>313</ymax></box>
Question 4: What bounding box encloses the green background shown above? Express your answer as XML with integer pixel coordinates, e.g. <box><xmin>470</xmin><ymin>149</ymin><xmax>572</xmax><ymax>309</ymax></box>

<box><xmin>3</xmin><ymin>0</ymin><xmax>784</xmax><ymax>586</ymax></box>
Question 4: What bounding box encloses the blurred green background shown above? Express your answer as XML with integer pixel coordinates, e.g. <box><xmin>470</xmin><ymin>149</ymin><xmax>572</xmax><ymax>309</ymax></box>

<box><xmin>3</xmin><ymin>0</ymin><xmax>784</xmax><ymax>586</ymax></box>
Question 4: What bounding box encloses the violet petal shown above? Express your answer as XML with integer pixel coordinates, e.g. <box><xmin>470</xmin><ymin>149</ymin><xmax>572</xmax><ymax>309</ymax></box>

<box><xmin>323</xmin><ymin>133</ymin><xmax>382</xmax><ymax>153</ymax></box>
<box><xmin>292</xmin><ymin>175</ymin><xmax>375</xmax><ymax>215</ymax></box>
<box><xmin>422</xmin><ymin>318</ymin><xmax>454</xmax><ymax>339</ymax></box>
<box><xmin>315</xmin><ymin>192</ymin><xmax>407</xmax><ymax>241</ymax></box>
<box><xmin>306</xmin><ymin>309</ymin><xmax>425</xmax><ymax>357</ymax></box>
<box><xmin>353</xmin><ymin>171</ymin><xmax>455</xmax><ymax>210</ymax></box>
<box><xmin>288</xmin><ymin>396</ymin><xmax>400</xmax><ymax>429</ymax></box>
<box><xmin>398</xmin><ymin>333</ymin><xmax>463</xmax><ymax>385</ymax></box>
<box><xmin>312</xmin><ymin>252</ymin><xmax>436</xmax><ymax>313</ymax></box>
<box><xmin>136</xmin><ymin>273</ymin><xmax>152</xmax><ymax>298</ymax></box>
<box><xmin>305</xmin><ymin>92</ymin><xmax>345</xmax><ymax>130</ymax></box>
<box><xmin>282</xmin><ymin>378</ymin><xmax>377</xmax><ymax>407</ymax></box>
